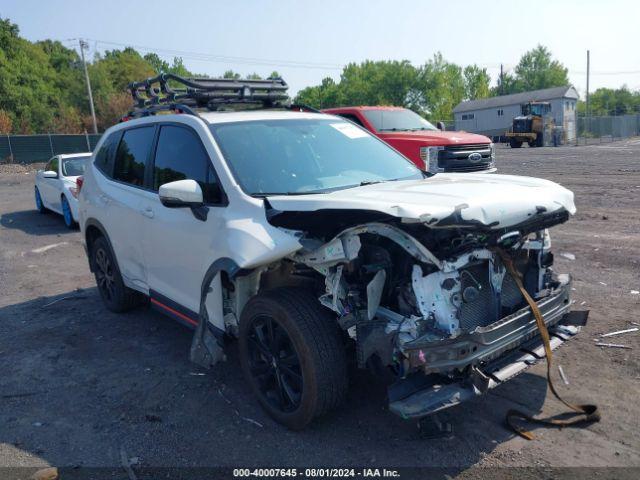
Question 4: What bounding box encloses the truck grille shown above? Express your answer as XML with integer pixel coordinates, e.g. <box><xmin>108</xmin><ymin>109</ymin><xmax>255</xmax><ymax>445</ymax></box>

<box><xmin>438</xmin><ymin>144</ymin><xmax>493</xmax><ymax>173</ymax></box>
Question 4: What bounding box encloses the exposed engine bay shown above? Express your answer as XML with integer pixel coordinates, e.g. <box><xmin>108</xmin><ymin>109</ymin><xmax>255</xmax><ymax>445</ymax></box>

<box><xmin>221</xmin><ymin>207</ymin><xmax>574</xmax><ymax>385</ymax></box>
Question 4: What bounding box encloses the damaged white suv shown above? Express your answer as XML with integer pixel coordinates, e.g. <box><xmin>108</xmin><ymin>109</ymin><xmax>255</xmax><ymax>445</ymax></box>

<box><xmin>79</xmin><ymin>76</ymin><xmax>586</xmax><ymax>430</ymax></box>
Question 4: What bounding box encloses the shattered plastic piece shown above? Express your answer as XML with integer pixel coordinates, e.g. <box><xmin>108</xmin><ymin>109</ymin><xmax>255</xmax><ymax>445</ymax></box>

<box><xmin>600</xmin><ymin>327</ymin><xmax>638</xmax><ymax>338</ymax></box>
<box><xmin>558</xmin><ymin>365</ymin><xmax>569</xmax><ymax>385</ymax></box>
<box><xmin>630</xmin><ymin>290</ymin><xmax>639</xmax><ymax>295</ymax></box>
<box><xmin>560</xmin><ymin>252</ymin><xmax>576</xmax><ymax>261</ymax></box>
<box><xmin>595</xmin><ymin>343</ymin><xmax>632</xmax><ymax>349</ymax></box>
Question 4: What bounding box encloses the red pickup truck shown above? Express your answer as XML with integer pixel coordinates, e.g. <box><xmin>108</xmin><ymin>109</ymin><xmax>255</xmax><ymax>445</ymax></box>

<box><xmin>323</xmin><ymin>106</ymin><xmax>495</xmax><ymax>173</ymax></box>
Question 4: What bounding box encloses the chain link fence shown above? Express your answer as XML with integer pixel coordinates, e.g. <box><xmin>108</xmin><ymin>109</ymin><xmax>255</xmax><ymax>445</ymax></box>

<box><xmin>0</xmin><ymin>134</ymin><xmax>102</xmax><ymax>164</ymax></box>
<box><xmin>576</xmin><ymin>114</ymin><xmax>640</xmax><ymax>145</ymax></box>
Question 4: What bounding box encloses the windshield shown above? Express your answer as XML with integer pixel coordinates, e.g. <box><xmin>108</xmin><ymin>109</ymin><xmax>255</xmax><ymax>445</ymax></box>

<box><xmin>363</xmin><ymin>109</ymin><xmax>437</xmax><ymax>132</ymax></box>
<box><xmin>62</xmin><ymin>156</ymin><xmax>86</xmax><ymax>177</ymax></box>
<box><xmin>209</xmin><ymin>119</ymin><xmax>422</xmax><ymax>196</ymax></box>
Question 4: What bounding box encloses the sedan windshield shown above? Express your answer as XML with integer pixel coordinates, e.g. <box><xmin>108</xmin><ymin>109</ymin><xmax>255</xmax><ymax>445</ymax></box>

<box><xmin>62</xmin><ymin>156</ymin><xmax>86</xmax><ymax>177</ymax></box>
<box><xmin>209</xmin><ymin>119</ymin><xmax>422</xmax><ymax>196</ymax></box>
<box><xmin>363</xmin><ymin>109</ymin><xmax>437</xmax><ymax>132</ymax></box>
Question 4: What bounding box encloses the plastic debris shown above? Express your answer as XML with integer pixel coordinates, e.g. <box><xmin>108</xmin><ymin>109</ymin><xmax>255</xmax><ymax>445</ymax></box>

<box><xmin>560</xmin><ymin>252</ymin><xmax>576</xmax><ymax>261</ymax></box>
<box><xmin>601</xmin><ymin>327</ymin><xmax>639</xmax><ymax>338</ymax></box>
<box><xmin>630</xmin><ymin>290</ymin><xmax>639</xmax><ymax>295</ymax></box>
<box><xmin>31</xmin><ymin>467</ymin><xmax>58</xmax><ymax>480</ymax></box>
<box><xmin>595</xmin><ymin>343</ymin><xmax>632</xmax><ymax>349</ymax></box>
<box><xmin>599</xmin><ymin>282</ymin><xmax>607</xmax><ymax>286</ymax></box>
<box><xmin>558</xmin><ymin>365</ymin><xmax>569</xmax><ymax>385</ymax></box>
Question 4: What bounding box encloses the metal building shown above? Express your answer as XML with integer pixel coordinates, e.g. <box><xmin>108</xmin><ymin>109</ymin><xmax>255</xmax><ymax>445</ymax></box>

<box><xmin>453</xmin><ymin>86</ymin><xmax>579</xmax><ymax>142</ymax></box>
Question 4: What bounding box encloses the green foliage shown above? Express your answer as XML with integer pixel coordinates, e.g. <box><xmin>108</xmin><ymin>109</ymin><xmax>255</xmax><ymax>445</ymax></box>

<box><xmin>295</xmin><ymin>55</ymin><xmax>489</xmax><ymax>120</ymax></box>
<box><xmin>577</xmin><ymin>86</ymin><xmax>640</xmax><ymax>116</ymax></box>
<box><xmin>494</xmin><ymin>45</ymin><xmax>569</xmax><ymax>95</ymax></box>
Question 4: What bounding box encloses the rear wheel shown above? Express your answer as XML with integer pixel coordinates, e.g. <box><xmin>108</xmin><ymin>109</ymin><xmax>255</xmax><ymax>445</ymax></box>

<box><xmin>91</xmin><ymin>236</ymin><xmax>141</xmax><ymax>313</ymax></box>
<box><xmin>34</xmin><ymin>187</ymin><xmax>46</xmax><ymax>213</ymax></box>
<box><xmin>509</xmin><ymin>138</ymin><xmax>522</xmax><ymax>148</ymax></box>
<box><xmin>61</xmin><ymin>195</ymin><xmax>75</xmax><ymax>229</ymax></box>
<box><xmin>239</xmin><ymin>288</ymin><xmax>348</xmax><ymax>430</ymax></box>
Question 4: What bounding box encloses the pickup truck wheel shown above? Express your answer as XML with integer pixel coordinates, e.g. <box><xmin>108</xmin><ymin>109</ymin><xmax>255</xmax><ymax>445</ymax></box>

<box><xmin>91</xmin><ymin>236</ymin><xmax>141</xmax><ymax>313</ymax></box>
<box><xmin>239</xmin><ymin>288</ymin><xmax>348</xmax><ymax>430</ymax></box>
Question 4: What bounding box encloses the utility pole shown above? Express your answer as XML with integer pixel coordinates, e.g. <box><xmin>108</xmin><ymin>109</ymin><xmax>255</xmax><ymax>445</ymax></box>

<box><xmin>585</xmin><ymin>50</ymin><xmax>590</xmax><ymax>135</ymax></box>
<box><xmin>79</xmin><ymin>39</ymin><xmax>98</xmax><ymax>134</ymax></box>
<box><xmin>500</xmin><ymin>64</ymin><xmax>504</xmax><ymax>95</ymax></box>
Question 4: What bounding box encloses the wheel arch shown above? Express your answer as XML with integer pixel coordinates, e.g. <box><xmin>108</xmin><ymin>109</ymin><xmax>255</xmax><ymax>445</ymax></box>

<box><xmin>84</xmin><ymin>218</ymin><xmax>115</xmax><ymax>273</ymax></box>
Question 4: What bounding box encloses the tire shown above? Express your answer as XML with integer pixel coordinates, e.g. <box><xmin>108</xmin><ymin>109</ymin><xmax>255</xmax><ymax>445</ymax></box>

<box><xmin>509</xmin><ymin>138</ymin><xmax>522</xmax><ymax>148</ymax></box>
<box><xmin>91</xmin><ymin>236</ymin><xmax>141</xmax><ymax>313</ymax></box>
<box><xmin>35</xmin><ymin>187</ymin><xmax>47</xmax><ymax>213</ymax></box>
<box><xmin>61</xmin><ymin>195</ymin><xmax>76</xmax><ymax>229</ymax></box>
<box><xmin>527</xmin><ymin>140</ymin><xmax>536</xmax><ymax>147</ymax></box>
<box><xmin>239</xmin><ymin>288</ymin><xmax>348</xmax><ymax>430</ymax></box>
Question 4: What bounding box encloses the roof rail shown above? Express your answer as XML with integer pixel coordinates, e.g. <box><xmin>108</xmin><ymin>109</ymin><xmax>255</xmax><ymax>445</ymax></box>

<box><xmin>124</xmin><ymin>74</ymin><xmax>290</xmax><ymax>120</ymax></box>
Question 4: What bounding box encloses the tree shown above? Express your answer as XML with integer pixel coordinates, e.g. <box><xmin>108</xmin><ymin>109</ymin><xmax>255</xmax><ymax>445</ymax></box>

<box><xmin>414</xmin><ymin>53</ymin><xmax>465</xmax><ymax>120</ymax></box>
<box><xmin>223</xmin><ymin>70</ymin><xmax>240</xmax><ymax>79</ymax></box>
<box><xmin>463</xmin><ymin>65</ymin><xmax>490</xmax><ymax>100</ymax></box>
<box><xmin>0</xmin><ymin>109</ymin><xmax>12</xmax><ymax>133</ymax></box>
<box><xmin>494</xmin><ymin>45</ymin><xmax>569</xmax><ymax>95</ymax></box>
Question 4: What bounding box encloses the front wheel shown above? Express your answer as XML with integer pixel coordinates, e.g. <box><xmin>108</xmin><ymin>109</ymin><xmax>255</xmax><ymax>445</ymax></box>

<box><xmin>509</xmin><ymin>138</ymin><xmax>522</xmax><ymax>148</ymax></box>
<box><xmin>61</xmin><ymin>195</ymin><xmax>75</xmax><ymax>229</ymax></box>
<box><xmin>35</xmin><ymin>187</ymin><xmax>47</xmax><ymax>213</ymax></box>
<box><xmin>239</xmin><ymin>288</ymin><xmax>348</xmax><ymax>430</ymax></box>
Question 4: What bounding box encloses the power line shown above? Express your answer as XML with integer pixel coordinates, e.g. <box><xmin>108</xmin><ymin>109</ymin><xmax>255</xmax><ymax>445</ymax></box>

<box><xmin>85</xmin><ymin>38</ymin><xmax>344</xmax><ymax>70</ymax></box>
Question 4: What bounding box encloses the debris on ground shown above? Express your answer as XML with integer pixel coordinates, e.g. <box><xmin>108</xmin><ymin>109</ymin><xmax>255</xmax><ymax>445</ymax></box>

<box><xmin>600</xmin><ymin>327</ymin><xmax>639</xmax><ymax>338</ymax></box>
<box><xmin>31</xmin><ymin>242</ymin><xmax>68</xmax><ymax>254</ymax></box>
<box><xmin>560</xmin><ymin>252</ymin><xmax>576</xmax><ymax>261</ymax></box>
<box><xmin>120</xmin><ymin>446</ymin><xmax>138</xmax><ymax>480</ymax></box>
<box><xmin>558</xmin><ymin>365</ymin><xmax>570</xmax><ymax>385</ymax></box>
<box><xmin>595</xmin><ymin>343</ymin><xmax>633</xmax><ymax>349</ymax></box>
<box><xmin>31</xmin><ymin>467</ymin><xmax>58</xmax><ymax>480</ymax></box>
<box><xmin>41</xmin><ymin>291</ymin><xmax>87</xmax><ymax>308</ymax></box>
<box><xmin>630</xmin><ymin>290</ymin><xmax>639</xmax><ymax>295</ymax></box>
<box><xmin>217</xmin><ymin>387</ymin><xmax>264</xmax><ymax>428</ymax></box>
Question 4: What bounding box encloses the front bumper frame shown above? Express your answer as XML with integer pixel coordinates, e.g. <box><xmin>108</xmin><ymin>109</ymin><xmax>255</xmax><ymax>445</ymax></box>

<box><xmin>402</xmin><ymin>280</ymin><xmax>572</xmax><ymax>374</ymax></box>
<box><xmin>389</xmin><ymin>281</ymin><xmax>582</xmax><ymax>420</ymax></box>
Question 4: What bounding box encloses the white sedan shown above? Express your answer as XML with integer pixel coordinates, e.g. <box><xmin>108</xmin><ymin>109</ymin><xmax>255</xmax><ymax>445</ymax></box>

<box><xmin>35</xmin><ymin>153</ymin><xmax>91</xmax><ymax>228</ymax></box>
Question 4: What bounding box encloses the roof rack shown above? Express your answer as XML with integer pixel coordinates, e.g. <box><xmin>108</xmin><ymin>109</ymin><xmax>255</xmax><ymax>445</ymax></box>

<box><xmin>123</xmin><ymin>73</ymin><xmax>291</xmax><ymax>120</ymax></box>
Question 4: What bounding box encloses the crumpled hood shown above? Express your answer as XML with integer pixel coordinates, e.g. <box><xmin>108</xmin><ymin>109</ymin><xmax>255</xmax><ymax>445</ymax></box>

<box><xmin>267</xmin><ymin>174</ymin><xmax>576</xmax><ymax>229</ymax></box>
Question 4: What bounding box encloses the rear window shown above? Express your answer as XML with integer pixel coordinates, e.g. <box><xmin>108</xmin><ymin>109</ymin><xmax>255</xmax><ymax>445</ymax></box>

<box><xmin>94</xmin><ymin>132</ymin><xmax>121</xmax><ymax>177</ymax></box>
<box><xmin>113</xmin><ymin>127</ymin><xmax>155</xmax><ymax>187</ymax></box>
<box><xmin>62</xmin><ymin>156</ymin><xmax>86</xmax><ymax>176</ymax></box>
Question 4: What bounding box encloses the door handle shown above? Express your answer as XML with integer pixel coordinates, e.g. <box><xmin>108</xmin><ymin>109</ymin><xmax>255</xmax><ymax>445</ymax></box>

<box><xmin>141</xmin><ymin>207</ymin><xmax>154</xmax><ymax>219</ymax></box>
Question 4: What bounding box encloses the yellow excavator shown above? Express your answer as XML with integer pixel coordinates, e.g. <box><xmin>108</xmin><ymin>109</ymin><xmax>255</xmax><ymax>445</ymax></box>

<box><xmin>506</xmin><ymin>101</ymin><xmax>553</xmax><ymax>148</ymax></box>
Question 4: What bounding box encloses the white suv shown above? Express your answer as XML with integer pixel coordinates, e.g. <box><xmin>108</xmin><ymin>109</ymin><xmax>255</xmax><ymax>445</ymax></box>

<box><xmin>78</xmin><ymin>76</ymin><xmax>586</xmax><ymax>430</ymax></box>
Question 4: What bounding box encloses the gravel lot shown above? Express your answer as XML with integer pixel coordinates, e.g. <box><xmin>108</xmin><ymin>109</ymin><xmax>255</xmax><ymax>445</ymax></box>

<box><xmin>1</xmin><ymin>141</ymin><xmax>639</xmax><ymax>479</ymax></box>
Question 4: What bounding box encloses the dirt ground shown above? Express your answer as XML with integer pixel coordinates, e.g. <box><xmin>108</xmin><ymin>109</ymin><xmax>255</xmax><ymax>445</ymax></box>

<box><xmin>1</xmin><ymin>141</ymin><xmax>639</xmax><ymax>479</ymax></box>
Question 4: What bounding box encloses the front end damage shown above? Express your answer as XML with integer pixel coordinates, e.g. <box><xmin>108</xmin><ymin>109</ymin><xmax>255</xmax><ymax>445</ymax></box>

<box><xmin>256</xmin><ymin>205</ymin><xmax>585</xmax><ymax>420</ymax></box>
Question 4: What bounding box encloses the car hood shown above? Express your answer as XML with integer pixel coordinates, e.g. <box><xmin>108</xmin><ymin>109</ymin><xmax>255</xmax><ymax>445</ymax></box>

<box><xmin>266</xmin><ymin>174</ymin><xmax>576</xmax><ymax>229</ymax></box>
<box><xmin>378</xmin><ymin>130</ymin><xmax>490</xmax><ymax>145</ymax></box>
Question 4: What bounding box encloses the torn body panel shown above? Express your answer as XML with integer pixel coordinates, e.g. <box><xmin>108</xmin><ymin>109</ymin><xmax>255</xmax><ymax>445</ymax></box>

<box><xmin>210</xmin><ymin>174</ymin><xmax>580</xmax><ymax>419</ymax></box>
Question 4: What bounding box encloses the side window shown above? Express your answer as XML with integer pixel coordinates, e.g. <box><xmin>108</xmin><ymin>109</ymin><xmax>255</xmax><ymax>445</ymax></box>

<box><xmin>113</xmin><ymin>127</ymin><xmax>155</xmax><ymax>187</ymax></box>
<box><xmin>94</xmin><ymin>132</ymin><xmax>121</xmax><ymax>177</ymax></box>
<box><xmin>337</xmin><ymin>113</ymin><xmax>365</xmax><ymax>128</ymax></box>
<box><xmin>153</xmin><ymin>125</ymin><xmax>222</xmax><ymax>204</ymax></box>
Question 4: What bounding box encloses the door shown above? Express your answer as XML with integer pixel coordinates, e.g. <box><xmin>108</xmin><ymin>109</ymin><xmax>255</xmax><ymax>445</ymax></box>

<box><xmin>40</xmin><ymin>156</ymin><xmax>61</xmax><ymax>210</ymax></box>
<box><xmin>99</xmin><ymin>125</ymin><xmax>156</xmax><ymax>290</ymax></box>
<box><xmin>141</xmin><ymin>124</ymin><xmax>227</xmax><ymax>313</ymax></box>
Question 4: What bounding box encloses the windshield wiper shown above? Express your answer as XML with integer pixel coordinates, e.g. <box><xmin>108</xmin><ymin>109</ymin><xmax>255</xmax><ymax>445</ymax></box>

<box><xmin>378</xmin><ymin>127</ymin><xmax>411</xmax><ymax>132</ymax></box>
<box><xmin>251</xmin><ymin>191</ymin><xmax>325</xmax><ymax>197</ymax></box>
<box><xmin>359</xmin><ymin>180</ymin><xmax>386</xmax><ymax>186</ymax></box>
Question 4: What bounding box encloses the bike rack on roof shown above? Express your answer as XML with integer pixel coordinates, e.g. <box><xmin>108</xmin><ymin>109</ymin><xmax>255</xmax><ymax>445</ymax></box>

<box><xmin>122</xmin><ymin>73</ymin><xmax>301</xmax><ymax>121</ymax></box>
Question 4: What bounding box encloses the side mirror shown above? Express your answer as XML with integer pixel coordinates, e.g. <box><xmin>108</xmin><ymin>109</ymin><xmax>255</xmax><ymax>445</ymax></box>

<box><xmin>43</xmin><ymin>170</ymin><xmax>58</xmax><ymax>178</ymax></box>
<box><xmin>159</xmin><ymin>179</ymin><xmax>208</xmax><ymax>221</ymax></box>
<box><xmin>436</xmin><ymin>121</ymin><xmax>446</xmax><ymax>131</ymax></box>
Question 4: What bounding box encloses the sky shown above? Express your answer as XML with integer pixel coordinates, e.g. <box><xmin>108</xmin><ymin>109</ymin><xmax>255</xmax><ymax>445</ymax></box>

<box><xmin>2</xmin><ymin>0</ymin><xmax>640</xmax><ymax>97</ymax></box>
